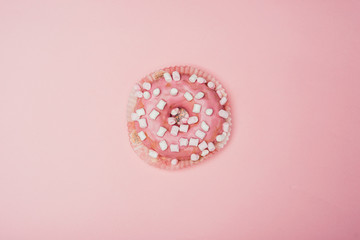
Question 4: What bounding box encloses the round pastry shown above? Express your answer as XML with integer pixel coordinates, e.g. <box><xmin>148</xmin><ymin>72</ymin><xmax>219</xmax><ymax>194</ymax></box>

<box><xmin>127</xmin><ymin>66</ymin><xmax>231</xmax><ymax>170</ymax></box>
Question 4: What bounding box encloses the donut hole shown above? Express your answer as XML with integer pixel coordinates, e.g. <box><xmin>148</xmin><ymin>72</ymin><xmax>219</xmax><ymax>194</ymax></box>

<box><xmin>170</xmin><ymin>107</ymin><xmax>189</xmax><ymax>125</ymax></box>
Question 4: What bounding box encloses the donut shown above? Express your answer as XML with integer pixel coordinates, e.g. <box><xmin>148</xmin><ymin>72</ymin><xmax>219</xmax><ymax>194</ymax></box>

<box><xmin>127</xmin><ymin>66</ymin><xmax>231</xmax><ymax>170</ymax></box>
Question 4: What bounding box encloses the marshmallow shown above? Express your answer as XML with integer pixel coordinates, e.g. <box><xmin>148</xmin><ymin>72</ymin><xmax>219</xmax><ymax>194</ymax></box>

<box><xmin>189</xmin><ymin>74</ymin><xmax>197</xmax><ymax>83</ymax></box>
<box><xmin>223</xmin><ymin>122</ymin><xmax>230</xmax><ymax>132</ymax></box>
<box><xmin>198</xmin><ymin>141</ymin><xmax>208</xmax><ymax>151</ymax></box>
<box><xmin>170</xmin><ymin>88</ymin><xmax>178</xmax><ymax>96</ymax></box>
<box><xmin>181</xmin><ymin>118</ymin><xmax>188</xmax><ymax>124</ymax></box>
<box><xmin>156</xmin><ymin>99</ymin><xmax>167</xmax><ymax>110</ymax></box>
<box><xmin>201</xmin><ymin>121</ymin><xmax>210</xmax><ymax>132</ymax></box>
<box><xmin>189</xmin><ymin>138</ymin><xmax>199</xmax><ymax>146</ymax></box>
<box><xmin>133</xmin><ymin>84</ymin><xmax>141</xmax><ymax>91</ymax></box>
<box><xmin>179</xmin><ymin>138</ymin><xmax>188</xmax><ymax>146</ymax></box>
<box><xmin>138</xmin><ymin>119</ymin><xmax>147</xmax><ymax>128</ymax></box>
<box><xmin>217</xmin><ymin>90</ymin><xmax>223</xmax><ymax>98</ymax></box>
<box><xmin>191</xmin><ymin>154</ymin><xmax>200</xmax><ymax>161</ymax></box>
<box><xmin>179</xmin><ymin>124</ymin><xmax>189</xmax><ymax>133</ymax></box>
<box><xmin>171</xmin><ymin>108</ymin><xmax>179</xmax><ymax>116</ymax></box>
<box><xmin>148</xmin><ymin>149</ymin><xmax>158</xmax><ymax>158</ymax></box>
<box><xmin>195</xmin><ymin>130</ymin><xmax>206</xmax><ymax>139</ymax></box>
<box><xmin>168</xmin><ymin>117</ymin><xmax>176</xmax><ymax>125</ymax></box>
<box><xmin>170</xmin><ymin>144</ymin><xmax>179</xmax><ymax>152</ymax></box>
<box><xmin>195</xmin><ymin>92</ymin><xmax>205</xmax><ymax>99</ymax></box>
<box><xmin>172</xmin><ymin>71</ymin><xmax>180</xmax><ymax>81</ymax></box>
<box><xmin>205</xmin><ymin>108</ymin><xmax>213</xmax><ymax>116</ymax></box>
<box><xmin>163</xmin><ymin>72</ymin><xmax>172</xmax><ymax>82</ymax></box>
<box><xmin>135</xmin><ymin>91</ymin><xmax>143</xmax><ymax>98</ymax></box>
<box><xmin>184</xmin><ymin>92</ymin><xmax>193</xmax><ymax>101</ymax></box>
<box><xmin>220</xmin><ymin>97</ymin><xmax>227</xmax><ymax>105</ymax></box>
<box><xmin>207</xmin><ymin>82</ymin><xmax>215</xmax><ymax>89</ymax></box>
<box><xmin>143</xmin><ymin>91</ymin><xmax>151</xmax><ymax>99</ymax></box>
<box><xmin>136</xmin><ymin>108</ymin><xmax>145</xmax><ymax>116</ymax></box>
<box><xmin>131</xmin><ymin>113</ymin><xmax>139</xmax><ymax>121</ymax></box>
<box><xmin>149</xmin><ymin>109</ymin><xmax>160</xmax><ymax>120</ymax></box>
<box><xmin>192</xmin><ymin>104</ymin><xmax>201</xmax><ymax>113</ymax></box>
<box><xmin>208</xmin><ymin>142</ymin><xmax>215</xmax><ymax>151</ymax></box>
<box><xmin>201</xmin><ymin>150</ymin><xmax>209</xmax><ymax>157</ymax></box>
<box><xmin>142</xmin><ymin>82</ymin><xmax>151</xmax><ymax>90</ymax></box>
<box><xmin>153</xmin><ymin>88</ymin><xmax>160</xmax><ymax>96</ymax></box>
<box><xmin>187</xmin><ymin>116</ymin><xmax>198</xmax><ymax>124</ymax></box>
<box><xmin>170</xmin><ymin>126</ymin><xmax>179</xmax><ymax>136</ymax></box>
<box><xmin>157</xmin><ymin>126</ymin><xmax>167</xmax><ymax>137</ymax></box>
<box><xmin>171</xmin><ymin>159</ymin><xmax>178</xmax><ymax>165</ymax></box>
<box><xmin>219</xmin><ymin>109</ymin><xmax>229</xmax><ymax>119</ymax></box>
<box><xmin>197</xmin><ymin>77</ymin><xmax>206</xmax><ymax>84</ymax></box>
<box><xmin>159</xmin><ymin>140</ymin><xmax>168</xmax><ymax>151</ymax></box>
<box><xmin>138</xmin><ymin>131</ymin><xmax>146</xmax><ymax>141</ymax></box>
<box><xmin>216</xmin><ymin>134</ymin><xmax>224</xmax><ymax>142</ymax></box>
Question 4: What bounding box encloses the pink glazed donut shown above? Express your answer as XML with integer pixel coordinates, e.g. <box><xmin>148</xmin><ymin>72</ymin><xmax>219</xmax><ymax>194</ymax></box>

<box><xmin>127</xmin><ymin>66</ymin><xmax>231</xmax><ymax>170</ymax></box>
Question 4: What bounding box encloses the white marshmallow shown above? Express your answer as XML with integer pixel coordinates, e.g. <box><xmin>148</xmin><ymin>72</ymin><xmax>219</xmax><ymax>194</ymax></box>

<box><xmin>184</xmin><ymin>92</ymin><xmax>193</xmax><ymax>101</ymax></box>
<box><xmin>168</xmin><ymin>117</ymin><xmax>176</xmax><ymax>125</ymax></box>
<box><xmin>223</xmin><ymin>122</ymin><xmax>230</xmax><ymax>132</ymax></box>
<box><xmin>142</xmin><ymin>82</ymin><xmax>151</xmax><ymax>90</ymax></box>
<box><xmin>195</xmin><ymin>130</ymin><xmax>206</xmax><ymax>139</ymax></box>
<box><xmin>156</xmin><ymin>99</ymin><xmax>167</xmax><ymax>110</ymax></box>
<box><xmin>170</xmin><ymin>144</ymin><xmax>179</xmax><ymax>152</ymax></box>
<box><xmin>153</xmin><ymin>88</ymin><xmax>160</xmax><ymax>96</ymax></box>
<box><xmin>207</xmin><ymin>82</ymin><xmax>215</xmax><ymax>89</ymax></box>
<box><xmin>138</xmin><ymin>119</ymin><xmax>147</xmax><ymax>128</ymax></box>
<box><xmin>170</xmin><ymin>126</ymin><xmax>179</xmax><ymax>136</ymax></box>
<box><xmin>192</xmin><ymin>104</ymin><xmax>202</xmax><ymax>113</ymax></box>
<box><xmin>148</xmin><ymin>149</ymin><xmax>158</xmax><ymax>158</ymax></box>
<box><xmin>197</xmin><ymin>77</ymin><xmax>206</xmax><ymax>83</ymax></box>
<box><xmin>179</xmin><ymin>124</ymin><xmax>189</xmax><ymax>133</ymax></box>
<box><xmin>220</xmin><ymin>97</ymin><xmax>227</xmax><ymax>105</ymax></box>
<box><xmin>136</xmin><ymin>108</ymin><xmax>145</xmax><ymax>116</ymax></box>
<box><xmin>216</xmin><ymin>134</ymin><xmax>224</xmax><ymax>142</ymax></box>
<box><xmin>170</xmin><ymin>88</ymin><xmax>178</xmax><ymax>96</ymax></box>
<box><xmin>189</xmin><ymin>74</ymin><xmax>197</xmax><ymax>83</ymax></box>
<box><xmin>201</xmin><ymin>150</ymin><xmax>209</xmax><ymax>157</ymax></box>
<box><xmin>157</xmin><ymin>126</ymin><xmax>167</xmax><ymax>137</ymax></box>
<box><xmin>138</xmin><ymin>131</ymin><xmax>146</xmax><ymax>141</ymax></box>
<box><xmin>133</xmin><ymin>84</ymin><xmax>141</xmax><ymax>91</ymax></box>
<box><xmin>189</xmin><ymin>138</ymin><xmax>199</xmax><ymax>146</ymax></box>
<box><xmin>171</xmin><ymin>108</ymin><xmax>179</xmax><ymax>116</ymax></box>
<box><xmin>135</xmin><ymin>91</ymin><xmax>143</xmax><ymax>98</ymax></box>
<box><xmin>198</xmin><ymin>141</ymin><xmax>208</xmax><ymax>151</ymax></box>
<box><xmin>172</xmin><ymin>71</ymin><xmax>180</xmax><ymax>81</ymax></box>
<box><xmin>201</xmin><ymin>121</ymin><xmax>210</xmax><ymax>132</ymax></box>
<box><xmin>163</xmin><ymin>72</ymin><xmax>172</xmax><ymax>82</ymax></box>
<box><xmin>191</xmin><ymin>154</ymin><xmax>200</xmax><ymax>161</ymax></box>
<box><xmin>159</xmin><ymin>140</ymin><xmax>168</xmax><ymax>151</ymax></box>
<box><xmin>179</xmin><ymin>138</ymin><xmax>188</xmax><ymax>146</ymax></box>
<box><xmin>219</xmin><ymin>109</ymin><xmax>229</xmax><ymax>119</ymax></box>
<box><xmin>217</xmin><ymin>90</ymin><xmax>223</xmax><ymax>98</ymax></box>
<box><xmin>131</xmin><ymin>113</ymin><xmax>139</xmax><ymax>121</ymax></box>
<box><xmin>143</xmin><ymin>91</ymin><xmax>151</xmax><ymax>99</ymax></box>
<box><xmin>149</xmin><ymin>109</ymin><xmax>160</xmax><ymax>119</ymax></box>
<box><xmin>208</xmin><ymin>142</ymin><xmax>215</xmax><ymax>151</ymax></box>
<box><xmin>195</xmin><ymin>92</ymin><xmax>204</xmax><ymax>99</ymax></box>
<box><xmin>187</xmin><ymin>116</ymin><xmax>198</xmax><ymax>124</ymax></box>
<box><xmin>171</xmin><ymin>159</ymin><xmax>178</xmax><ymax>165</ymax></box>
<box><xmin>205</xmin><ymin>108</ymin><xmax>213</xmax><ymax>116</ymax></box>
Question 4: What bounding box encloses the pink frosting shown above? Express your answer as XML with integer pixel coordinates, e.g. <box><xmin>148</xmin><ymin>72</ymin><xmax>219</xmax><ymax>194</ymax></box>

<box><xmin>133</xmin><ymin>73</ymin><xmax>226</xmax><ymax>161</ymax></box>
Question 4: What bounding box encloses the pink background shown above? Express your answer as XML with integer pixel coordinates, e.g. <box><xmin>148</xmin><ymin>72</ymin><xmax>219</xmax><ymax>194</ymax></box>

<box><xmin>1</xmin><ymin>1</ymin><xmax>360</xmax><ymax>239</ymax></box>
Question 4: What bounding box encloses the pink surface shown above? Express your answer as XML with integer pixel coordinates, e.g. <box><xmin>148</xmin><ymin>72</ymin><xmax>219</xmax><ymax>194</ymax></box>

<box><xmin>0</xmin><ymin>1</ymin><xmax>360</xmax><ymax>239</ymax></box>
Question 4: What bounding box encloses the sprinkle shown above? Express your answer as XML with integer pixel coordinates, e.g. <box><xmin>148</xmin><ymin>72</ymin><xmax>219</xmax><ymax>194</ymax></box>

<box><xmin>171</xmin><ymin>159</ymin><xmax>178</xmax><ymax>165</ymax></box>
<box><xmin>172</xmin><ymin>71</ymin><xmax>180</xmax><ymax>81</ymax></box>
<box><xmin>153</xmin><ymin>88</ymin><xmax>160</xmax><ymax>96</ymax></box>
<box><xmin>149</xmin><ymin>150</ymin><xmax>158</xmax><ymax>158</ymax></box>
<box><xmin>157</xmin><ymin>126</ymin><xmax>167</xmax><ymax>137</ymax></box>
<box><xmin>198</xmin><ymin>141</ymin><xmax>208</xmax><ymax>151</ymax></box>
<box><xmin>135</xmin><ymin>91</ymin><xmax>143</xmax><ymax>98</ymax></box>
<box><xmin>219</xmin><ymin>109</ymin><xmax>229</xmax><ymax>119</ymax></box>
<box><xmin>136</xmin><ymin>108</ymin><xmax>145</xmax><ymax>116</ymax></box>
<box><xmin>195</xmin><ymin>92</ymin><xmax>204</xmax><ymax>99</ymax></box>
<box><xmin>201</xmin><ymin>121</ymin><xmax>210</xmax><ymax>132</ymax></box>
<box><xmin>195</xmin><ymin>130</ymin><xmax>206</xmax><ymax>139</ymax></box>
<box><xmin>131</xmin><ymin>113</ymin><xmax>139</xmax><ymax>121</ymax></box>
<box><xmin>142</xmin><ymin>82</ymin><xmax>151</xmax><ymax>90</ymax></box>
<box><xmin>159</xmin><ymin>140</ymin><xmax>168</xmax><ymax>151</ymax></box>
<box><xmin>156</xmin><ymin>99</ymin><xmax>167</xmax><ymax>110</ymax></box>
<box><xmin>149</xmin><ymin>109</ymin><xmax>160</xmax><ymax>119</ymax></box>
<box><xmin>138</xmin><ymin>119</ymin><xmax>147</xmax><ymax>128</ymax></box>
<box><xmin>138</xmin><ymin>131</ymin><xmax>146</xmax><ymax>141</ymax></box>
<box><xmin>179</xmin><ymin>124</ymin><xmax>189</xmax><ymax>133</ymax></box>
<box><xmin>220</xmin><ymin>97</ymin><xmax>227</xmax><ymax>105</ymax></box>
<box><xmin>223</xmin><ymin>122</ymin><xmax>230</xmax><ymax>132</ymax></box>
<box><xmin>163</xmin><ymin>72</ymin><xmax>172</xmax><ymax>82</ymax></box>
<box><xmin>192</xmin><ymin>104</ymin><xmax>202</xmax><ymax>113</ymax></box>
<box><xmin>197</xmin><ymin>77</ymin><xmax>206</xmax><ymax>84</ymax></box>
<box><xmin>179</xmin><ymin>138</ymin><xmax>188</xmax><ymax>146</ymax></box>
<box><xmin>189</xmin><ymin>74</ymin><xmax>197</xmax><ymax>83</ymax></box>
<box><xmin>207</xmin><ymin>82</ymin><xmax>215</xmax><ymax>89</ymax></box>
<box><xmin>189</xmin><ymin>138</ymin><xmax>199</xmax><ymax>146</ymax></box>
<box><xmin>184</xmin><ymin>92</ymin><xmax>193</xmax><ymax>101</ymax></box>
<box><xmin>201</xmin><ymin>150</ymin><xmax>209</xmax><ymax>157</ymax></box>
<box><xmin>170</xmin><ymin>126</ymin><xmax>180</xmax><ymax>136</ymax></box>
<box><xmin>208</xmin><ymin>142</ymin><xmax>215</xmax><ymax>151</ymax></box>
<box><xmin>171</xmin><ymin>108</ymin><xmax>179</xmax><ymax>116</ymax></box>
<box><xmin>168</xmin><ymin>117</ymin><xmax>176</xmax><ymax>125</ymax></box>
<box><xmin>188</xmin><ymin>116</ymin><xmax>198</xmax><ymax>124</ymax></box>
<box><xmin>205</xmin><ymin>108</ymin><xmax>213</xmax><ymax>116</ymax></box>
<box><xmin>143</xmin><ymin>91</ymin><xmax>151</xmax><ymax>99</ymax></box>
<box><xmin>170</xmin><ymin>88</ymin><xmax>178</xmax><ymax>96</ymax></box>
<box><xmin>191</xmin><ymin>154</ymin><xmax>200</xmax><ymax>161</ymax></box>
<box><xmin>170</xmin><ymin>144</ymin><xmax>179</xmax><ymax>152</ymax></box>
